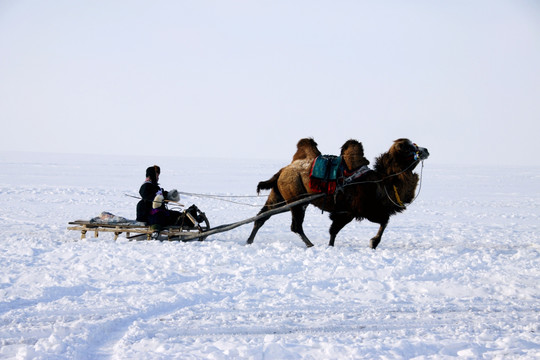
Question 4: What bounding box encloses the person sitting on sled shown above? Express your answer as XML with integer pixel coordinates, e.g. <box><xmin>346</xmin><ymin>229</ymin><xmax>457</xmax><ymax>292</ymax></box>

<box><xmin>136</xmin><ymin>165</ymin><xmax>182</xmax><ymax>226</ymax></box>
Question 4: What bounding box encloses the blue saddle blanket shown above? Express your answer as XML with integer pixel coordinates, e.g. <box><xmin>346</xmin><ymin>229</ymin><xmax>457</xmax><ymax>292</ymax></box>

<box><xmin>309</xmin><ymin>155</ymin><xmax>342</xmax><ymax>194</ymax></box>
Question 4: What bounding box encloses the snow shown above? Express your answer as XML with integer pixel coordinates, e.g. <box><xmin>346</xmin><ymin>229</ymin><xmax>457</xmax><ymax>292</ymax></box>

<box><xmin>0</xmin><ymin>152</ymin><xmax>539</xmax><ymax>359</ymax></box>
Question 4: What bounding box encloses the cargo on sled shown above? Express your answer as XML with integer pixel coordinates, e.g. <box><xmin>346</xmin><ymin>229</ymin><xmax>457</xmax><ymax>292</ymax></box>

<box><xmin>68</xmin><ymin>205</ymin><xmax>210</xmax><ymax>242</ymax></box>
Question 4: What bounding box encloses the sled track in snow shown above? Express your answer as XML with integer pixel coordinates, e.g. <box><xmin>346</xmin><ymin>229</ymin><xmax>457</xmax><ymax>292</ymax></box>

<box><xmin>108</xmin><ymin>303</ymin><xmax>540</xmax><ymax>340</ymax></box>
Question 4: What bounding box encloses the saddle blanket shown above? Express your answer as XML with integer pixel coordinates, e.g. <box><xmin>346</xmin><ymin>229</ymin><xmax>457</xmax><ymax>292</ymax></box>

<box><xmin>309</xmin><ymin>155</ymin><xmax>342</xmax><ymax>194</ymax></box>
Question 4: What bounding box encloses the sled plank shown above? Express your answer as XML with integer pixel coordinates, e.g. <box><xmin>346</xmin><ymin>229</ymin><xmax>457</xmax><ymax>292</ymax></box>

<box><xmin>67</xmin><ymin>221</ymin><xmax>206</xmax><ymax>241</ymax></box>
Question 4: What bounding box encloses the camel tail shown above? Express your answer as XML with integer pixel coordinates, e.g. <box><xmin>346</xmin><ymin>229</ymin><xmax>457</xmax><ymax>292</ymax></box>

<box><xmin>257</xmin><ymin>170</ymin><xmax>282</xmax><ymax>194</ymax></box>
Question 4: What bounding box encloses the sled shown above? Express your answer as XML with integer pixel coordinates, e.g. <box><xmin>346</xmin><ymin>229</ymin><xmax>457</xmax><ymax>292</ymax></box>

<box><xmin>68</xmin><ymin>208</ymin><xmax>211</xmax><ymax>242</ymax></box>
<box><xmin>68</xmin><ymin>193</ymin><xmax>325</xmax><ymax>243</ymax></box>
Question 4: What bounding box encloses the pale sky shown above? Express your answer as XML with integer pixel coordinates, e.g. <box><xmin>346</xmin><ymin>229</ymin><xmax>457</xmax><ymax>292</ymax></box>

<box><xmin>1</xmin><ymin>0</ymin><xmax>539</xmax><ymax>166</ymax></box>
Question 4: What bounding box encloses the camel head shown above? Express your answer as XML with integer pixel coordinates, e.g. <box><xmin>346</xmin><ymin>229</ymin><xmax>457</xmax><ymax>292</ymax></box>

<box><xmin>390</xmin><ymin>138</ymin><xmax>430</xmax><ymax>164</ymax></box>
<box><xmin>373</xmin><ymin>138</ymin><xmax>429</xmax><ymax>177</ymax></box>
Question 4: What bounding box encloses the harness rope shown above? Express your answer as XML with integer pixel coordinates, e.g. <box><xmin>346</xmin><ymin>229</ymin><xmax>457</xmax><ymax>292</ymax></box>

<box><xmin>382</xmin><ymin>161</ymin><xmax>425</xmax><ymax>208</ymax></box>
<box><xmin>127</xmin><ymin>160</ymin><xmax>425</xmax><ymax>209</ymax></box>
<box><xmin>177</xmin><ymin>191</ymin><xmax>320</xmax><ymax>208</ymax></box>
<box><xmin>177</xmin><ymin>192</ymin><xmax>263</xmax><ymax>207</ymax></box>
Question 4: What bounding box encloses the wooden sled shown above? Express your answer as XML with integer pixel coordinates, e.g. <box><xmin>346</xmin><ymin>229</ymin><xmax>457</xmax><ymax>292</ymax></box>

<box><xmin>68</xmin><ymin>211</ymin><xmax>211</xmax><ymax>242</ymax></box>
<box><xmin>69</xmin><ymin>193</ymin><xmax>326</xmax><ymax>243</ymax></box>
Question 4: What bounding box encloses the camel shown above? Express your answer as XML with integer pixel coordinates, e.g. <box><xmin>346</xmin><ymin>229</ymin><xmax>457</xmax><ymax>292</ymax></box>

<box><xmin>247</xmin><ymin>138</ymin><xmax>429</xmax><ymax>249</ymax></box>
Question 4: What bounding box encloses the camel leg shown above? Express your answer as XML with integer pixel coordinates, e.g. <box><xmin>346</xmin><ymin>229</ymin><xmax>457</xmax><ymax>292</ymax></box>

<box><xmin>290</xmin><ymin>205</ymin><xmax>314</xmax><ymax>248</ymax></box>
<box><xmin>370</xmin><ymin>221</ymin><xmax>388</xmax><ymax>249</ymax></box>
<box><xmin>246</xmin><ymin>191</ymin><xmax>283</xmax><ymax>245</ymax></box>
<box><xmin>246</xmin><ymin>214</ymin><xmax>270</xmax><ymax>244</ymax></box>
<box><xmin>328</xmin><ymin>212</ymin><xmax>355</xmax><ymax>247</ymax></box>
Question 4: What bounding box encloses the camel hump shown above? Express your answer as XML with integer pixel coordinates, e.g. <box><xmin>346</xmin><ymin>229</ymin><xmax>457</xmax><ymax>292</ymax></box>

<box><xmin>292</xmin><ymin>138</ymin><xmax>321</xmax><ymax>162</ymax></box>
<box><xmin>341</xmin><ymin>139</ymin><xmax>370</xmax><ymax>170</ymax></box>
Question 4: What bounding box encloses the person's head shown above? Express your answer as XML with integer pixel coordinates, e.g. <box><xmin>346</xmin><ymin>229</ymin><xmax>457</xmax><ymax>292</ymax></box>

<box><xmin>145</xmin><ymin>165</ymin><xmax>161</xmax><ymax>184</ymax></box>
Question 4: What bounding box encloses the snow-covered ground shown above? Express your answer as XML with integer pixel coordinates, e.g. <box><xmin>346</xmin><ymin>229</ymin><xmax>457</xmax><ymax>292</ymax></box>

<box><xmin>0</xmin><ymin>152</ymin><xmax>538</xmax><ymax>359</ymax></box>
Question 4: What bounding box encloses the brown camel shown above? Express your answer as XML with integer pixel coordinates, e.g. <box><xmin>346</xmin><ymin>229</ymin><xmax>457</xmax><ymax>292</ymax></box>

<box><xmin>247</xmin><ymin>138</ymin><xmax>429</xmax><ymax>249</ymax></box>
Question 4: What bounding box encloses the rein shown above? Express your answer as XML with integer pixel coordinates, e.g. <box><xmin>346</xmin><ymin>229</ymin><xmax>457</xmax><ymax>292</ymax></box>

<box><xmin>341</xmin><ymin>157</ymin><xmax>422</xmax><ymax>187</ymax></box>
<box><xmin>179</xmin><ymin>191</ymin><xmax>263</xmax><ymax>207</ymax></box>
<box><xmin>127</xmin><ymin>160</ymin><xmax>426</xmax><ymax>209</ymax></box>
<box><xmin>382</xmin><ymin>160</ymin><xmax>425</xmax><ymax>208</ymax></box>
<box><xmin>338</xmin><ymin>158</ymin><xmax>425</xmax><ymax>208</ymax></box>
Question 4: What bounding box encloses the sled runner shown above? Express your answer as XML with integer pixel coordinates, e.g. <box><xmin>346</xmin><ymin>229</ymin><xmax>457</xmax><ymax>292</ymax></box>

<box><xmin>68</xmin><ymin>206</ymin><xmax>210</xmax><ymax>242</ymax></box>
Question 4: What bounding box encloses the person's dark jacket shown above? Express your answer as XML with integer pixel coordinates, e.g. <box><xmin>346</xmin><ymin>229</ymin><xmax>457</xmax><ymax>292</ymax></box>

<box><xmin>136</xmin><ymin>181</ymin><xmax>168</xmax><ymax>223</ymax></box>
